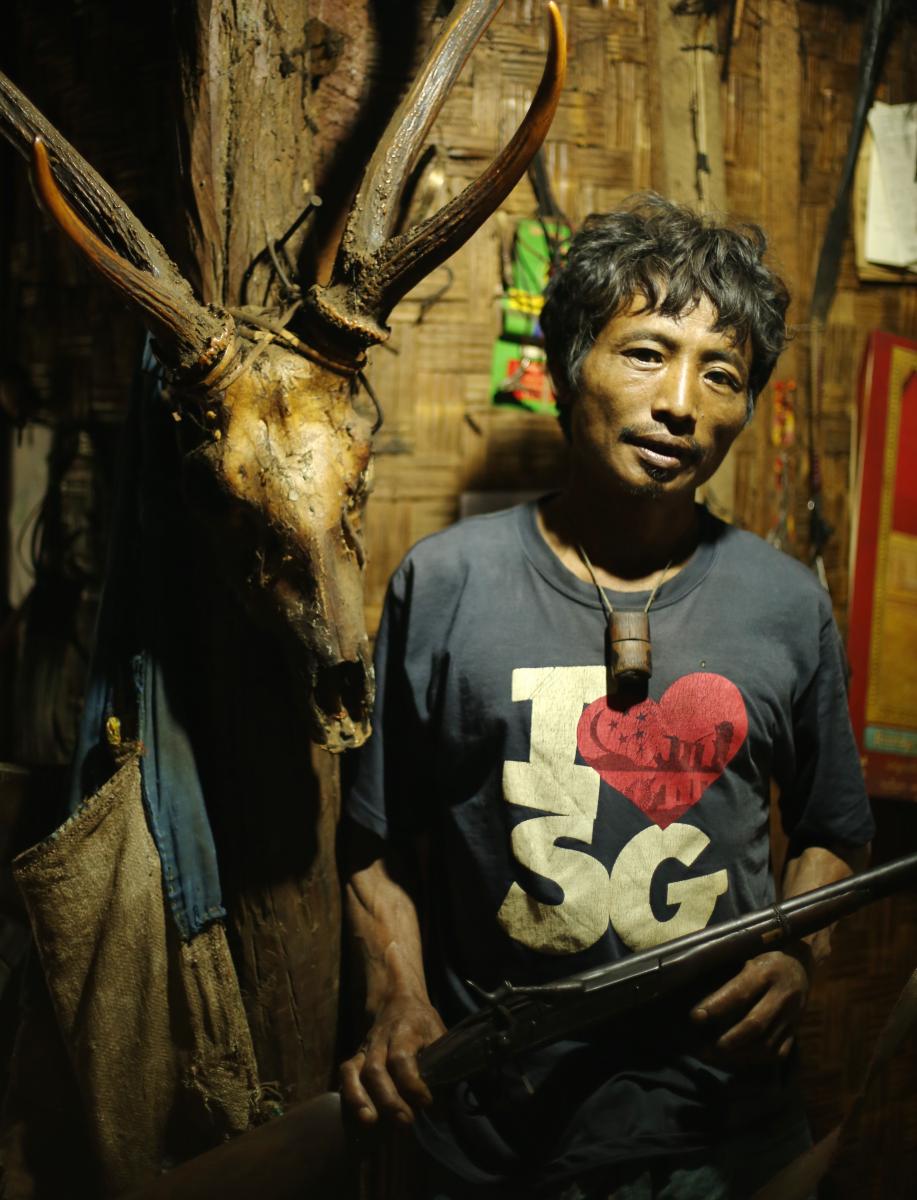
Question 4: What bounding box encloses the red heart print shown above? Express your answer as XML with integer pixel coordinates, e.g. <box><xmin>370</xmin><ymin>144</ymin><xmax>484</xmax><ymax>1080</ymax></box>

<box><xmin>576</xmin><ymin>673</ymin><xmax>748</xmax><ymax>828</ymax></box>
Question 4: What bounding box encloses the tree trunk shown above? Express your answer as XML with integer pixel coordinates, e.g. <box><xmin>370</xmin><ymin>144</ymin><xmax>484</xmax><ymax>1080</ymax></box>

<box><xmin>169</xmin><ymin>0</ymin><xmax>352</xmax><ymax>1102</ymax></box>
<box><xmin>194</xmin><ymin>588</ymin><xmax>344</xmax><ymax>1098</ymax></box>
<box><xmin>169</xmin><ymin>0</ymin><xmax>434</xmax><ymax>1102</ymax></box>
<box><xmin>174</xmin><ymin>0</ymin><xmax>319</xmax><ymax>306</ymax></box>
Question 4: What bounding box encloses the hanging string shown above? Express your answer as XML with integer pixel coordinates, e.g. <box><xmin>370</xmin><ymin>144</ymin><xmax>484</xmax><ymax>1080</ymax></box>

<box><xmin>576</xmin><ymin>545</ymin><xmax>673</xmax><ymax>615</ymax></box>
<box><xmin>577</xmin><ymin>545</ymin><xmax>675</xmax><ymax>691</ymax></box>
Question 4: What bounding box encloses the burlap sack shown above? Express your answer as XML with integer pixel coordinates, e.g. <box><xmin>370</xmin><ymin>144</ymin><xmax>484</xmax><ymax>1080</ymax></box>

<box><xmin>11</xmin><ymin>756</ymin><xmax>261</xmax><ymax>1196</ymax></box>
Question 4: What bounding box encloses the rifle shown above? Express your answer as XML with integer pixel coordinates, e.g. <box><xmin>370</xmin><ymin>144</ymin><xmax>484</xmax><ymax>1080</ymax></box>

<box><xmin>124</xmin><ymin>855</ymin><xmax>917</xmax><ymax>1199</ymax></box>
<box><xmin>419</xmin><ymin>851</ymin><xmax>917</xmax><ymax>1090</ymax></box>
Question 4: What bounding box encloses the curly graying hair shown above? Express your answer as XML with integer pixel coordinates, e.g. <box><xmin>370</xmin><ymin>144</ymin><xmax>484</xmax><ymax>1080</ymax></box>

<box><xmin>540</xmin><ymin>194</ymin><xmax>790</xmax><ymax>435</ymax></box>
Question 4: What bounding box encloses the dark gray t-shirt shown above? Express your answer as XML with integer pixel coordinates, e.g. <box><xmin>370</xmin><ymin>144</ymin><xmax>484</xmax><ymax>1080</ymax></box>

<box><xmin>346</xmin><ymin>501</ymin><xmax>873</xmax><ymax>1192</ymax></box>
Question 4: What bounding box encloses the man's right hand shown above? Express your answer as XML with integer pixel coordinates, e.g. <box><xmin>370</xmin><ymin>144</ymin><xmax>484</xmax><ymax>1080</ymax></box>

<box><xmin>339</xmin><ymin>994</ymin><xmax>447</xmax><ymax>1126</ymax></box>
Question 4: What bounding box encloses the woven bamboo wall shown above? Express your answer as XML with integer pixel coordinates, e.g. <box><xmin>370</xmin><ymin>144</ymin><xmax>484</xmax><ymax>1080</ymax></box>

<box><xmin>361</xmin><ymin>2</ymin><xmax>917</xmax><ymax>1195</ymax></box>
<box><xmin>2</xmin><ymin>1</ymin><xmax>915</xmax><ymax>1192</ymax></box>
<box><xmin>748</xmin><ymin>4</ymin><xmax>917</xmax><ymax>1193</ymax></box>
<box><xmin>363</xmin><ymin>0</ymin><xmax>656</xmax><ymax>629</ymax></box>
<box><xmin>725</xmin><ymin>0</ymin><xmax>917</xmax><ymax>626</ymax></box>
<box><xmin>364</xmin><ymin>0</ymin><xmax>917</xmax><ymax>622</ymax></box>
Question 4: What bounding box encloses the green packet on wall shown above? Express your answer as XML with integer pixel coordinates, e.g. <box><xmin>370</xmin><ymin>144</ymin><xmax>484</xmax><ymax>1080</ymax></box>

<box><xmin>490</xmin><ymin>217</ymin><xmax>569</xmax><ymax>414</ymax></box>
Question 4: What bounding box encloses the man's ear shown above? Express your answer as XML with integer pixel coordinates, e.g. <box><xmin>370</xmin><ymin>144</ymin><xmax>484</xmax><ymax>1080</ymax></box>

<box><xmin>547</xmin><ymin>366</ymin><xmax>573</xmax><ymax>442</ymax></box>
<box><xmin>742</xmin><ymin>390</ymin><xmax>756</xmax><ymax>427</ymax></box>
<box><xmin>555</xmin><ymin>392</ymin><xmax>574</xmax><ymax>442</ymax></box>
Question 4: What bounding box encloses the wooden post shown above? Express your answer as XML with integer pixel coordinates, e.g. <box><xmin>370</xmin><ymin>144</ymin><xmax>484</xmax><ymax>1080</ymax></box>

<box><xmin>169</xmin><ymin>0</ymin><xmax>437</xmax><ymax>1109</ymax></box>
<box><xmin>646</xmin><ymin>0</ymin><xmax>736</xmax><ymax>520</ymax></box>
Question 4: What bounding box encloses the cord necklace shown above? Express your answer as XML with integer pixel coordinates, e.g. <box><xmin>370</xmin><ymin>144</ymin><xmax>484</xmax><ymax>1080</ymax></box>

<box><xmin>577</xmin><ymin>544</ymin><xmax>673</xmax><ymax>695</ymax></box>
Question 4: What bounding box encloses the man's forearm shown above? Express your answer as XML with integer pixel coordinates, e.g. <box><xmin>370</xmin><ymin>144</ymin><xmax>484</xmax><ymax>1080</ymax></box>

<box><xmin>691</xmin><ymin>840</ymin><xmax>870</xmax><ymax>1061</ymax></box>
<box><xmin>345</xmin><ymin>853</ymin><xmax>432</xmax><ymax>1017</ymax></box>
<box><xmin>781</xmin><ymin>842</ymin><xmax>870</xmax><ymax>966</ymax></box>
<box><xmin>340</xmin><ymin>836</ymin><xmax>446</xmax><ymax>1124</ymax></box>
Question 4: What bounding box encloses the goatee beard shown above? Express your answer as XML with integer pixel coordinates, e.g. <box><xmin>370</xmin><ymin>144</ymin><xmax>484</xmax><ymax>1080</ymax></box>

<box><xmin>622</xmin><ymin>475</ymin><xmax>666</xmax><ymax>498</ymax></box>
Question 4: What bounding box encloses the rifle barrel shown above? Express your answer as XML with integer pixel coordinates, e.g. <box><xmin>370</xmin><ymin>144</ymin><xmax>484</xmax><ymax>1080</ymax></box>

<box><xmin>419</xmin><ymin>851</ymin><xmax>917</xmax><ymax>1089</ymax></box>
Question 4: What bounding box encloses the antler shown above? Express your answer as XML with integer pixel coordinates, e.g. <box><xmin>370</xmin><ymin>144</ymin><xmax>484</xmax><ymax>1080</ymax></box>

<box><xmin>0</xmin><ymin>71</ymin><xmax>165</xmax><ymax>275</ymax></box>
<box><xmin>0</xmin><ymin>71</ymin><xmax>231</xmax><ymax>376</ymax></box>
<box><xmin>31</xmin><ymin>138</ymin><xmax>232</xmax><ymax>374</ymax></box>
<box><xmin>304</xmin><ymin>0</ymin><xmax>566</xmax><ymax>360</ymax></box>
<box><xmin>2</xmin><ymin>1</ymin><xmax>565</xmax><ymax>376</ymax></box>
<box><xmin>344</xmin><ymin>0</ymin><xmax>506</xmax><ymax>259</ymax></box>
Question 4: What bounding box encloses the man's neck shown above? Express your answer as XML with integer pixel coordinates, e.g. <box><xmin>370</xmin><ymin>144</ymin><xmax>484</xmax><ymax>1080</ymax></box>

<box><xmin>538</xmin><ymin>480</ymin><xmax>701</xmax><ymax>593</ymax></box>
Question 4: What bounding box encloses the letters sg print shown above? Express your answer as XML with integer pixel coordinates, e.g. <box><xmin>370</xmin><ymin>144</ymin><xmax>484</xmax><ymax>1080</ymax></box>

<box><xmin>497</xmin><ymin>667</ymin><xmax>748</xmax><ymax>955</ymax></box>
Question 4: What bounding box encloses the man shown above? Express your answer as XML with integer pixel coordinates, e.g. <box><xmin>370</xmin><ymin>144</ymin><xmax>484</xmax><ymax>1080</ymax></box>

<box><xmin>339</xmin><ymin>196</ymin><xmax>874</xmax><ymax>1198</ymax></box>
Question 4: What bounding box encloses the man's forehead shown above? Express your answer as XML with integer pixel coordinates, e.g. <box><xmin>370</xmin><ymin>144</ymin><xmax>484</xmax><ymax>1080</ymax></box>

<box><xmin>603</xmin><ymin>293</ymin><xmax>749</xmax><ymax>353</ymax></box>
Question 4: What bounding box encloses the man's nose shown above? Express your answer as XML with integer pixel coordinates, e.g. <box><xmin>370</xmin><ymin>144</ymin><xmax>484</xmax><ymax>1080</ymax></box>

<box><xmin>651</xmin><ymin>361</ymin><xmax>698</xmax><ymax>427</ymax></box>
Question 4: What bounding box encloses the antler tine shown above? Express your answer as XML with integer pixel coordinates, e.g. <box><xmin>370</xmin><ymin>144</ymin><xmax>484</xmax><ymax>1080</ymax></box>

<box><xmin>31</xmin><ymin>137</ymin><xmax>232</xmax><ymax>375</ymax></box>
<box><xmin>368</xmin><ymin>2</ymin><xmax>566</xmax><ymax>320</ymax></box>
<box><xmin>306</xmin><ymin>3</ymin><xmax>565</xmax><ymax>358</ymax></box>
<box><xmin>2</xmin><ymin>70</ymin><xmax>170</xmax><ymax>278</ymax></box>
<box><xmin>342</xmin><ymin>0</ymin><xmax>505</xmax><ymax>261</ymax></box>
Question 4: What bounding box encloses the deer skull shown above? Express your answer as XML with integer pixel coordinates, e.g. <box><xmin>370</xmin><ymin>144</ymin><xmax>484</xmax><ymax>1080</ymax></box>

<box><xmin>2</xmin><ymin>0</ymin><xmax>566</xmax><ymax>750</ymax></box>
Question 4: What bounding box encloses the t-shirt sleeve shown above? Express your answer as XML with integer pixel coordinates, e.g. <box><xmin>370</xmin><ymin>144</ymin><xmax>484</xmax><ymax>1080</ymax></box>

<box><xmin>777</xmin><ymin>603</ymin><xmax>875</xmax><ymax>854</ymax></box>
<box><xmin>344</xmin><ymin>561</ymin><xmax>434</xmax><ymax>840</ymax></box>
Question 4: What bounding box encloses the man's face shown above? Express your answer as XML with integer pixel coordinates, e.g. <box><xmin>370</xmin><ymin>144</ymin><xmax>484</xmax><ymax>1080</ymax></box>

<box><xmin>568</xmin><ymin>294</ymin><xmax>752</xmax><ymax>500</ymax></box>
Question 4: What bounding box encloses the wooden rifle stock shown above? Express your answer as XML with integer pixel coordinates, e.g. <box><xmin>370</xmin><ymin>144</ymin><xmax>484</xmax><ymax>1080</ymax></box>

<box><xmin>122</xmin><ymin>1093</ymin><xmax>355</xmax><ymax>1200</ymax></box>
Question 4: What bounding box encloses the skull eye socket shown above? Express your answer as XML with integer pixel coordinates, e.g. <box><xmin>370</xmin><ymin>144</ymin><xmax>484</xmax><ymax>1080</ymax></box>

<box><xmin>341</xmin><ymin>509</ymin><xmax>365</xmax><ymax>569</ymax></box>
<box><xmin>350</xmin><ymin>385</ymin><xmax>381</xmax><ymax>433</ymax></box>
<box><xmin>347</xmin><ymin>461</ymin><xmax>373</xmax><ymax>512</ymax></box>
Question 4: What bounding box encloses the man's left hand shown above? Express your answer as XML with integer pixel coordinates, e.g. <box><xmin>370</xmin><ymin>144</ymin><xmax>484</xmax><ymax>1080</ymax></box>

<box><xmin>690</xmin><ymin>944</ymin><xmax>814</xmax><ymax>1066</ymax></box>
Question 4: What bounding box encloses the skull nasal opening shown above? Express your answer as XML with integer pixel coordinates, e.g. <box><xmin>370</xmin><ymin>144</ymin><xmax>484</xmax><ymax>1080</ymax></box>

<box><xmin>314</xmin><ymin>659</ymin><xmax>370</xmax><ymax>737</ymax></box>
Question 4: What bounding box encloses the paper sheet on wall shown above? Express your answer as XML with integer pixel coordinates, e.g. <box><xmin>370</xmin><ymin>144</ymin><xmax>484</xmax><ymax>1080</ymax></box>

<box><xmin>848</xmin><ymin>334</ymin><xmax>917</xmax><ymax>801</ymax></box>
<box><xmin>865</xmin><ymin>102</ymin><xmax>917</xmax><ymax>272</ymax></box>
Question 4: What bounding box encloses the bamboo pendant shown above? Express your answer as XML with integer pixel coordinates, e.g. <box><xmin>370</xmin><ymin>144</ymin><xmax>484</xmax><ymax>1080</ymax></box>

<box><xmin>606</xmin><ymin>609</ymin><xmax>652</xmax><ymax>688</ymax></box>
<box><xmin>577</xmin><ymin>543</ymin><xmax>670</xmax><ymax>699</ymax></box>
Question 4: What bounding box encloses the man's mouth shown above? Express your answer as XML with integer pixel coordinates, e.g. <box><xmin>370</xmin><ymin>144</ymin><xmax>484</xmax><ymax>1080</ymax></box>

<box><xmin>623</xmin><ymin>432</ymin><xmax>700</xmax><ymax>472</ymax></box>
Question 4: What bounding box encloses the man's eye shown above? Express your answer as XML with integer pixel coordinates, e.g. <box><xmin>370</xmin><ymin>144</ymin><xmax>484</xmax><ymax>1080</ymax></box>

<box><xmin>625</xmin><ymin>348</ymin><xmax>662</xmax><ymax>363</ymax></box>
<box><xmin>707</xmin><ymin>369</ymin><xmax>742</xmax><ymax>391</ymax></box>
